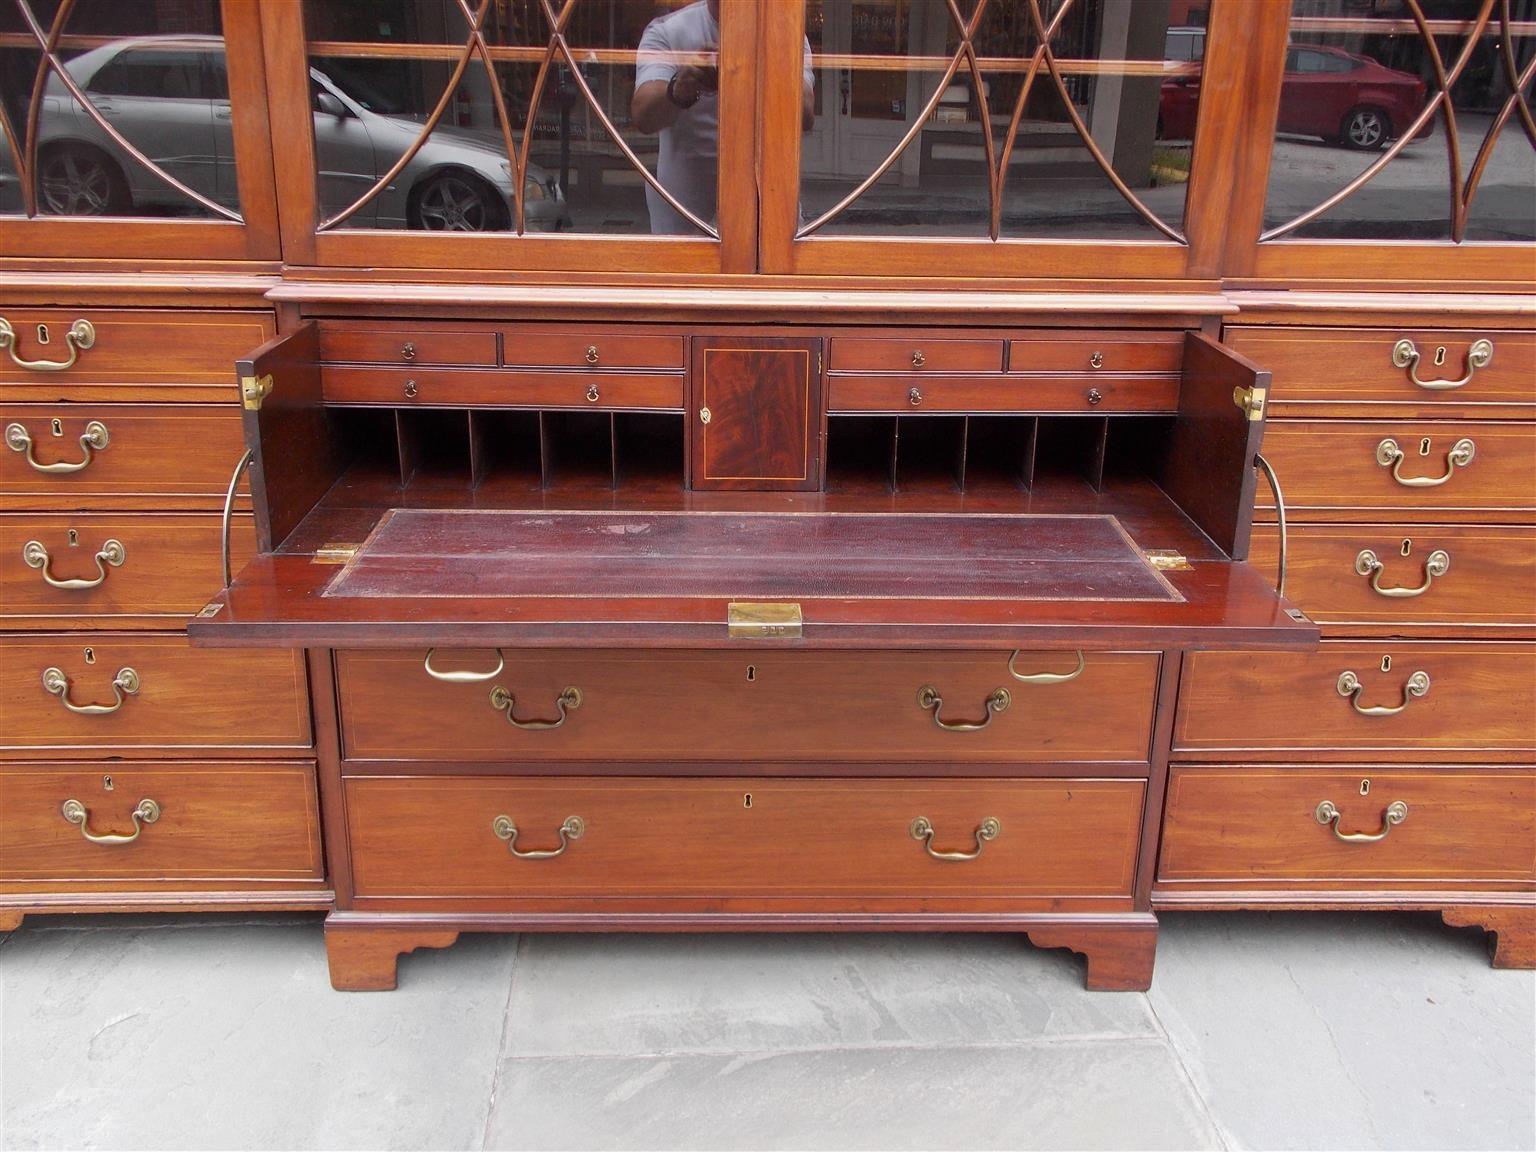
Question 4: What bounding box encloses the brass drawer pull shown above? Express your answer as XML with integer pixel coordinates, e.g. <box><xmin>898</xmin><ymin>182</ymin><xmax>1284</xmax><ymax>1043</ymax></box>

<box><xmin>917</xmin><ymin>685</ymin><xmax>1010</xmax><ymax>732</ymax></box>
<box><xmin>1315</xmin><ymin>799</ymin><xmax>1408</xmax><ymax>844</ymax></box>
<box><xmin>908</xmin><ymin>387</ymin><xmax>923</xmax><ymax>406</ymax></box>
<box><xmin>1392</xmin><ymin>338</ymin><xmax>1492</xmax><ymax>390</ymax></box>
<box><xmin>1336</xmin><ymin>669</ymin><xmax>1430</xmax><ymax>716</ymax></box>
<box><xmin>0</xmin><ymin>318</ymin><xmax>95</xmax><ymax>372</ymax></box>
<box><xmin>910</xmin><ymin>816</ymin><xmax>1000</xmax><ymax>861</ymax></box>
<box><xmin>492</xmin><ymin>814</ymin><xmax>583</xmax><ymax>859</ymax></box>
<box><xmin>42</xmin><ymin>666</ymin><xmax>140</xmax><ymax>715</ymax></box>
<box><xmin>61</xmin><ymin>797</ymin><xmax>160</xmax><ymax>845</ymax></box>
<box><xmin>1008</xmin><ymin>649</ymin><xmax>1085</xmax><ymax>683</ymax></box>
<box><xmin>424</xmin><ymin>648</ymin><xmax>505</xmax><ymax>683</ymax></box>
<box><xmin>911</xmin><ymin>349</ymin><xmax>926</xmax><ymax>368</ymax></box>
<box><xmin>489</xmin><ymin>685</ymin><xmax>582</xmax><ymax>730</ymax></box>
<box><xmin>6</xmin><ymin>420</ymin><xmax>109</xmax><ymax>473</ymax></box>
<box><xmin>23</xmin><ymin>538</ymin><xmax>125</xmax><ymax>590</ymax></box>
<box><xmin>586</xmin><ymin>383</ymin><xmax>601</xmax><ymax>403</ymax></box>
<box><xmin>1354</xmin><ymin>549</ymin><xmax>1449</xmax><ymax>598</ymax></box>
<box><xmin>1375</xmin><ymin>437</ymin><xmax>1475</xmax><ymax>487</ymax></box>
<box><xmin>585</xmin><ymin>345</ymin><xmax>600</xmax><ymax>364</ymax></box>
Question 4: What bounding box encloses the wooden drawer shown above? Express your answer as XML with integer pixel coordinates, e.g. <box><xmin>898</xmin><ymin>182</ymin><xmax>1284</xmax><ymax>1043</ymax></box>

<box><xmin>321</xmin><ymin>367</ymin><xmax>684</xmax><ymax>411</ymax></box>
<box><xmin>829</xmin><ymin>338</ymin><xmax>1003</xmax><ymax>374</ymax></box>
<box><xmin>344</xmin><ymin>776</ymin><xmax>1145</xmax><ymax>903</ymax></box>
<box><xmin>1227</xmin><ymin>327</ymin><xmax>1536</xmax><ymax>415</ymax></box>
<box><xmin>1250</xmin><ymin>524</ymin><xmax>1536</xmax><ymax>635</ymax></box>
<box><xmin>0</xmin><ymin>309</ymin><xmax>274</xmax><ymax>401</ymax></box>
<box><xmin>1255</xmin><ymin>420</ymin><xmax>1536</xmax><ymax>522</ymax></box>
<box><xmin>0</xmin><ymin>635</ymin><xmax>311</xmax><ymax>756</ymax></box>
<box><xmin>827</xmin><ymin>375</ymin><xmax>1178</xmax><ymax>414</ymax></box>
<box><xmin>1158</xmin><ymin>766</ymin><xmax>1535</xmax><ymax>887</ymax></box>
<box><xmin>1008</xmin><ymin>332</ymin><xmax>1183</xmax><ymax>375</ymax></box>
<box><xmin>0</xmin><ymin>761</ymin><xmax>324</xmax><ymax>888</ymax></box>
<box><xmin>0</xmin><ymin>513</ymin><xmax>256</xmax><ymax>628</ymax></box>
<box><xmin>317</xmin><ymin>323</ymin><xmax>496</xmax><ymax>367</ymax></box>
<box><xmin>1174</xmin><ymin>643</ymin><xmax>1536</xmax><ymax>762</ymax></box>
<box><xmin>503</xmin><ymin>331</ymin><xmax>685</xmax><ymax>371</ymax></box>
<box><xmin>336</xmin><ymin>649</ymin><xmax>1160</xmax><ymax>764</ymax></box>
<box><xmin>1</xmin><ymin>405</ymin><xmax>251</xmax><ymax>512</ymax></box>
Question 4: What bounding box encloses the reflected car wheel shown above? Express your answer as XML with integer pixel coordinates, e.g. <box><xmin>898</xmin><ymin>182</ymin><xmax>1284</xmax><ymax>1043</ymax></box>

<box><xmin>38</xmin><ymin>144</ymin><xmax>129</xmax><ymax>215</ymax></box>
<box><xmin>409</xmin><ymin>171</ymin><xmax>508</xmax><ymax>232</ymax></box>
<box><xmin>1341</xmin><ymin>107</ymin><xmax>1390</xmax><ymax>151</ymax></box>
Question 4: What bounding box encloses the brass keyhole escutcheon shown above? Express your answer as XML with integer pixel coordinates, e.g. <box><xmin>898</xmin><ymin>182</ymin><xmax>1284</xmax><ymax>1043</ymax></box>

<box><xmin>743</xmin><ymin>793</ymin><xmax>752</xmax><ymax>809</ymax></box>
<box><xmin>1400</xmin><ymin>538</ymin><xmax>1412</xmax><ymax>557</ymax></box>
<box><xmin>51</xmin><ymin>418</ymin><xmax>63</xmax><ymax>437</ymax></box>
<box><xmin>36</xmin><ymin>323</ymin><xmax>49</xmax><ymax>345</ymax></box>
<box><xmin>103</xmin><ymin>774</ymin><xmax>114</xmax><ymax>791</ymax></box>
<box><xmin>1380</xmin><ymin>654</ymin><xmax>1392</xmax><ymax>673</ymax></box>
<box><xmin>404</xmin><ymin>379</ymin><xmax>418</xmax><ymax>399</ymax></box>
<box><xmin>83</xmin><ymin>647</ymin><xmax>95</xmax><ymax>664</ymax></box>
<box><xmin>699</xmin><ymin>407</ymin><xmax>711</xmax><ymax>425</ymax></box>
<box><xmin>746</xmin><ymin>664</ymin><xmax>756</xmax><ymax>682</ymax></box>
<box><xmin>1086</xmin><ymin>388</ymin><xmax>1103</xmax><ymax>406</ymax></box>
<box><xmin>67</xmin><ymin>528</ymin><xmax>79</xmax><ymax>546</ymax></box>
<box><xmin>1419</xmin><ymin>437</ymin><xmax>1432</xmax><ymax>456</ymax></box>
<box><xmin>1360</xmin><ymin>778</ymin><xmax>1371</xmax><ymax>796</ymax></box>
<box><xmin>1434</xmin><ymin>345</ymin><xmax>1448</xmax><ymax>367</ymax></box>
<box><xmin>1090</xmin><ymin>351</ymin><xmax>1104</xmax><ymax>369</ymax></box>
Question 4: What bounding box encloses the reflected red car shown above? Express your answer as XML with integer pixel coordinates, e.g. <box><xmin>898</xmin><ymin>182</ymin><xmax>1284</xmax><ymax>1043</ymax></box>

<box><xmin>1159</xmin><ymin>39</ymin><xmax>1430</xmax><ymax>151</ymax></box>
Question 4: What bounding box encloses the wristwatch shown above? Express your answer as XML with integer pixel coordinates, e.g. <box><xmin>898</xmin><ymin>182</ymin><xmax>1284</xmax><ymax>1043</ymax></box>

<box><xmin>666</xmin><ymin>72</ymin><xmax>699</xmax><ymax>110</ymax></box>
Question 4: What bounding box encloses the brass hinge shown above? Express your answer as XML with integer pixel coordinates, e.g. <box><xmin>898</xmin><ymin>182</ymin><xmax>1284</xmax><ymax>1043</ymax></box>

<box><xmin>1232</xmin><ymin>384</ymin><xmax>1266</xmax><ymax>422</ymax></box>
<box><xmin>240</xmin><ymin>372</ymin><xmax>273</xmax><ymax>411</ymax></box>
<box><xmin>313</xmin><ymin>541</ymin><xmax>361</xmax><ymax>565</ymax></box>
<box><xmin>1144</xmin><ymin>549</ymin><xmax>1192</xmax><ymax>572</ymax></box>
<box><xmin>728</xmin><ymin>601</ymin><xmax>803</xmax><ymax>639</ymax></box>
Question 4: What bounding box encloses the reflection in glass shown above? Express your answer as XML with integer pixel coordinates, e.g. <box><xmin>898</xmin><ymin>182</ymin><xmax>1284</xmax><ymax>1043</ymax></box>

<box><xmin>0</xmin><ymin>0</ymin><xmax>237</xmax><ymax>219</ymax></box>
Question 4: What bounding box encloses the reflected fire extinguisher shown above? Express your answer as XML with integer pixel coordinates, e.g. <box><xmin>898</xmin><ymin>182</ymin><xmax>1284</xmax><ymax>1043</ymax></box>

<box><xmin>453</xmin><ymin>85</ymin><xmax>472</xmax><ymax>126</ymax></box>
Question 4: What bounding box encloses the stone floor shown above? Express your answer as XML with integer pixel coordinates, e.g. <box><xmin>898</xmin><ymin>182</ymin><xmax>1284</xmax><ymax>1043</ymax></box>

<box><xmin>2</xmin><ymin>911</ymin><xmax>1532</xmax><ymax>1151</ymax></box>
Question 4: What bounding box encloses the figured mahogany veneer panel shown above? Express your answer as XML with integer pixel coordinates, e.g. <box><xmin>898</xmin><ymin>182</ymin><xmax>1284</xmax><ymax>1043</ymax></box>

<box><xmin>828</xmin><ymin>376</ymin><xmax>1178</xmax><ymax>414</ymax></box>
<box><xmin>1</xmin><ymin>636</ymin><xmax>311</xmax><ymax>756</ymax></box>
<box><xmin>0</xmin><ymin>514</ymin><xmax>256</xmax><ymax>629</ymax></box>
<box><xmin>336</xmin><ymin>649</ymin><xmax>1160</xmax><ymax>763</ymax></box>
<box><xmin>1254</xmin><ymin>420</ymin><xmax>1536</xmax><ymax>523</ymax></box>
<box><xmin>1227</xmin><ymin>328</ymin><xmax>1536</xmax><ymax>417</ymax></box>
<box><xmin>829</xmin><ymin>338</ymin><xmax>1003</xmax><ymax>374</ymax></box>
<box><xmin>321</xmin><ymin>367</ymin><xmax>684</xmax><ymax>412</ymax></box>
<box><xmin>0</xmin><ymin>761</ymin><xmax>323</xmax><ymax>886</ymax></box>
<box><xmin>690</xmin><ymin>338</ymin><xmax>823</xmax><ymax>491</ymax></box>
<box><xmin>1174</xmin><ymin>643</ymin><xmax>1536</xmax><ymax>761</ymax></box>
<box><xmin>1159</xmin><ymin>767</ymin><xmax>1536</xmax><ymax>887</ymax></box>
<box><xmin>318</xmin><ymin>323</ymin><xmax>496</xmax><ymax>367</ymax></box>
<box><xmin>1008</xmin><ymin>333</ymin><xmax>1184</xmax><ymax>375</ymax></box>
<box><xmin>344</xmin><ymin>776</ymin><xmax>1146</xmax><ymax>900</ymax></box>
<box><xmin>1249</xmin><ymin>524</ymin><xmax>1536</xmax><ymax>635</ymax></box>
<box><xmin>0</xmin><ymin>405</ymin><xmax>252</xmax><ymax>512</ymax></box>
<box><xmin>503</xmin><ymin>332</ymin><xmax>685</xmax><ymax>371</ymax></box>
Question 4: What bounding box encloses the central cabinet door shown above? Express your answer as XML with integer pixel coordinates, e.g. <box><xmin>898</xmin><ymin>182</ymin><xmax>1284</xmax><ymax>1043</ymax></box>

<box><xmin>690</xmin><ymin>337</ymin><xmax>824</xmax><ymax>491</ymax></box>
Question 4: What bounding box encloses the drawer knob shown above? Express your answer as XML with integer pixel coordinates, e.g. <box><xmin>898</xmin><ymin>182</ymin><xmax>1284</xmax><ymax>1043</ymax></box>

<box><xmin>910</xmin><ymin>815</ymin><xmax>1000</xmax><ymax>861</ymax></box>
<box><xmin>424</xmin><ymin>647</ymin><xmax>505</xmax><ymax>682</ymax></box>
<box><xmin>61</xmin><ymin>797</ymin><xmax>160</xmax><ymax>845</ymax></box>
<box><xmin>585</xmin><ymin>345</ymin><xmax>600</xmax><ymax>364</ymax></box>
<box><xmin>489</xmin><ymin>685</ymin><xmax>582</xmax><ymax>731</ymax></box>
<box><xmin>1090</xmin><ymin>351</ymin><xmax>1104</xmax><ymax>369</ymax></box>
<box><xmin>917</xmin><ymin>684</ymin><xmax>1010</xmax><ymax>732</ymax></box>
<box><xmin>908</xmin><ymin>387</ymin><xmax>923</xmax><ymax>407</ymax></box>
<box><xmin>0</xmin><ymin>317</ymin><xmax>95</xmax><ymax>372</ymax></box>
<box><xmin>1354</xmin><ymin>548</ymin><xmax>1450</xmax><ymax>598</ymax></box>
<box><xmin>492</xmin><ymin>814</ymin><xmax>583</xmax><ymax>859</ymax></box>
<box><xmin>1008</xmin><ymin>649</ymin><xmax>1085</xmax><ymax>684</ymax></box>
<box><xmin>1375</xmin><ymin>437</ymin><xmax>1475</xmax><ymax>487</ymax></box>
<box><xmin>1314</xmin><ymin>799</ymin><xmax>1408</xmax><ymax>844</ymax></box>
<box><xmin>23</xmin><ymin>537</ymin><xmax>126</xmax><ymax>590</ymax></box>
<box><xmin>1336</xmin><ymin>669</ymin><xmax>1430</xmax><ymax>717</ymax></box>
<box><xmin>586</xmin><ymin>383</ymin><xmax>601</xmax><ymax>403</ymax></box>
<box><xmin>1086</xmin><ymin>388</ymin><xmax>1103</xmax><ymax>406</ymax></box>
<box><xmin>911</xmin><ymin>349</ymin><xmax>926</xmax><ymax>368</ymax></box>
<box><xmin>41</xmin><ymin>665</ymin><xmax>139</xmax><ymax>715</ymax></box>
<box><xmin>5</xmin><ymin>419</ymin><xmax>109</xmax><ymax>473</ymax></box>
<box><xmin>1391</xmin><ymin>338</ymin><xmax>1492</xmax><ymax>390</ymax></box>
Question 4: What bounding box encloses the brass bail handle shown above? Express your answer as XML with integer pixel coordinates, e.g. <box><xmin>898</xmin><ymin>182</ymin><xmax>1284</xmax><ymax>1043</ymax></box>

<box><xmin>917</xmin><ymin>685</ymin><xmax>1010</xmax><ymax>732</ymax></box>
<box><xmin>5</xmin><ymin>419</ymin><xmax>109</xmax><ymax>473</ymax></box>
<box><xmin>1375</xmin><ymin>438</ymin><xmax>1475</xmax><ymax>487</ymax></box>
<box><xmin>489</xmin><ymin>685</ymin><xmax>582</xmax><ymax>730</ymax></box>
<box><xmin>1391</xmin><ymin>338</ymin><xmax>1493</xmax><ymax>390</ymax></box>
<box><xmin>1336</xmin><ymin>669</ymin><xmax>1430</xmax><ymax>717</ymax></box>
<box><xmin>492</xmin><ymin>814</ymin><xmax>584</xmax><ymax>859</ymax></box>
<box><xmin>910</xmin><ymin>816</ymin><xmax>1000</xmax><ymax>861</ymax></box>
<box><xmin>23</xmin><ymin>538</ymin><xmax>126</xmax><ymax>590</ymax></box>
<box><xmin>42</xmin><ymin>666</ymin><xmax>140</xmax><ymax>715</ymax></box>
<box><xmin>1008</xmin><ymin>649</ymin><xmax>1085</xmax><ymax>683</ymax></box>
<box><xmin>1354</xmin><ymin>549</ymin><xmax>1450</xmax><ymax>598</ymax></box>
<box><xmin>0</xmin><ymin>318</ymin><xmax>96</xmax><ymax>372</ymax></box>
<box><xmin>423</xmin><ymin>648</ymin><xmax>506</xmax><ymax>682</ymax></box>
<box><xmin>1315</xmin><ymin>799</ymin><xmax>1408</xmax><ymax>844</ymax></box>
<box><xmin>61</xmin><ymin>797</ymin><xmax>161</xmax><ymax>845</ymax></box>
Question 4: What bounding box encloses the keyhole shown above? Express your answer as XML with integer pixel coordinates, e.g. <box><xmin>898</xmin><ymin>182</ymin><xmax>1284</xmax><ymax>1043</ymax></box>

<box><xmin>51</xmin><ymin>418</ymin><xmax>63</xmax><ymax>437</ymax></box>
<box><xmin>743</xmin><ymin>793</ymin><xmax>753</xmax><ymax>809</ymax></box>
<box><xmin>746</xmin><ymin>664</ymin><xmax>756</xmax><ymax>682</ymax></box>
<box><xmin>1359</xmin><ymin>779</ymin><xmax>1371</xmax><ymax>796</ymax></box>
<box><xmin>83</xmin><ymin>647</ymin><xmax>96</xmax><ymax>664</ymax></box>
<box><xmin>67</xmin><ymin>528</ymin><xmax>79</xmax><ymax>547</ymax></box>
<box><xmin>1433</xmin><ymin>346</ymin><xmax>1448</xmax><ymax>367</ymax></box>
<box><xmin>103</xmin><ymin>775</ymin><xmax>114</xmax><ymax>791</ymax></box>
<box><xmin>1400</xmin><ymin>538</ymin><xmax>1412</xmax><ymax>557</ymax></box>
<box><xmin>1419</xmin><ymin>437</ymin><xmax>1432</xmax><ymax>456</ymax></box>
<box><xmin>1380</xmin><ymin>655</ymin><xmax>1392</xmax><ymax>673</ymax></box>
<box><xmin>36</xmin><ymin>323</ymin><xmax>49</xmax><ymax>345</ymax></box>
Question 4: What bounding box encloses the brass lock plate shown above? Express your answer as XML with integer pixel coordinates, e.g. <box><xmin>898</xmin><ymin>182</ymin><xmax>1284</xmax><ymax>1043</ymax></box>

<box><xmin>728</xmin><ymin>601</ymin><xmax>803</xmax><ymax>639</ymax></box>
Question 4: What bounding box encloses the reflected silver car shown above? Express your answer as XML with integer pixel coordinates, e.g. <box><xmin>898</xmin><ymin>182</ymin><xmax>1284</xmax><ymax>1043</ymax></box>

<box><xmin>2</xmin><ymin>34</ymin><xmax>569</xmax><ymax>231</ymax></box>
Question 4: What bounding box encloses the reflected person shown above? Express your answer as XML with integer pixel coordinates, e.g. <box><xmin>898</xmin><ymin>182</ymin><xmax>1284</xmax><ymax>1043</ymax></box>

<box><xmin>632</xmin><ymin>0</ymin><xmax>814</xmax><ymax>235</ymax></box>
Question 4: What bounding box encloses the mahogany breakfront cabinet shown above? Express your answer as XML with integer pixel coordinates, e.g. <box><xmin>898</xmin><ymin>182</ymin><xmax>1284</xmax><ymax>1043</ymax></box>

<box><xmin>1</xmin><ymin>0</ymin><xmax>1531</xmax><ymax>992</ymax></box>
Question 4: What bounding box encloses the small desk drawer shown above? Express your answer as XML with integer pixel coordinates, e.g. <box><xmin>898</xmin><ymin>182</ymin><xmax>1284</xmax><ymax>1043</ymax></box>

<box><xmin>1174</xmin><ymin>643</ymin><xmax>1536</xmax><ymax>762</ymax></box>
<box><xmin>337</xmin><ymin>649</ymin><xmax>1160</xmax><ymax>764</ymax></box>
<box><xmin>1255</xmin><ymin>420</ymin><xmax>1536</xmax><ymax>521</ymax></box>
<box><xmin>0</xmin><ymin>761</ymin><xmax>324</xmax><ymax>887</ymax></box>
<box><xmin>827</xmin><ymin>375</ymin><xmax>1178</xmax><ymax>414</ymax></box>
<box><xmin>829</xmin><ymin>338</ymin><xmax>1003</xmax><ymax>374</ymax></box>
<box><xmin>1</xmin><ymin>405</ymin><xmax>251</xmax><ymax>512</ymax></box>
<box><xmin>0</xmin><ymin>513</ymin><xmax>255</xmax><ymax>628</ymax></box>
<box><xmin>1249</xmin><ymin>524</ymin><xmax>1536</xmax><ymax>634</ymax></box>
<box><xmin>318</xmin><ymin>324</ymin><xmax>496</xmax><ymax>367</ymax></box>
<box><xmin>322</xmin><ymin>367</ymin><xmax>684</xmax><ymax>411</ymax></box>
<box><xmin>1008</xmin><ymin>333</ymin><xmax>1183</xmax><ymax>375</ymax></box>
<box><xmin>345</xmin><ymin>775</ymin><xmax>1145</xmax><ymax>902</ymax></box>
<box><xmin>504</xmin><ymin>332</ymin><xmax>685</xmax><ymax>371</ymax></box>
<box><xmin>0</xmin><ymin>635</ymin><xmax>311</xmax><ymax>755</ymax></box>
<box><xmin>1158</xmin><ymin>766</ymin><xmax>1536</xmax><ymax>886</ymax></box>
